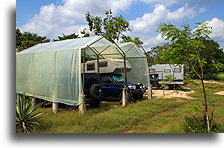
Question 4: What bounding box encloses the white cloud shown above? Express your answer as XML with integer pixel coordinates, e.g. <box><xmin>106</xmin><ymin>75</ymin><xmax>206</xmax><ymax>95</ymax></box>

<box><xmin>139</xmin><ymin>0</ymin><xmax>218</xmax><ymax>7</ymax></box>
<box><xmin>167</xmin><ymin>4</ymin><xmax>195</xmax><ymax>20</ymax></box>
<box><xmin>143</xmin><ymin>34</ymin><xmax>166</xmax><ymax>50</ymax></box>
<box><xmin>129</xmin><ymin>4</ymin><xmax>195</xmax><ymax>38</ymax></box>
<box><xmin>206</xmin><ymin>17</ymin><xmax>224</xmax><ymax>49</ymax></box>
<box><xmin>19</xmin><ymin>0</ymin><xmax>223</xmax><ymax>50</ymax></box>
<box><xmin>142</xmin><ymin>17</ymin><xmax>224</xmax><ymax>50</ymax></box>
<box><xmin>139</xmin><ymin>0</ymin><xmax>180</xmax><ymax>6</ymax></box>
<box><xmin>130</xmin><ymin>5</ymin><xmax>168</xmax><ymax>35</ymax></box>
<box><xmin>20</xmin><ymin>0</ymin><xmax>134</xmax><ymax>39</ymax></box>
<box><xmin>206</xmin><ymin>18</ymin><xmax>224</xmax><ymax>40</ymax></box>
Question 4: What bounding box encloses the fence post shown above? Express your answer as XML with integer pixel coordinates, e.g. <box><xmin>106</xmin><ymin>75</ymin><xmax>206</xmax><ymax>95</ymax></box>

<box><xmin>52</xmin><ymin>102</ymin><xmax>58</xmax><ymax>114</ymax></box>
<box><xmin>148</xmin><ymin>84</ymin><xmax>152</xmax><ymax>99</ymax></box>
<box><xmin>122</xmin><ymin>87</ymin><xmax>128</xmax><ymax>107</ymax></box>
<box><xmin>79</xmin><ymin>95</ymin><xmax>86</xmax><ymax>114</ymax></box>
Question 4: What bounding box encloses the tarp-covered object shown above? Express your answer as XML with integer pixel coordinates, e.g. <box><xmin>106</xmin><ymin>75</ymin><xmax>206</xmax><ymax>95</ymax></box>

<box><xmin>16</xmin><ymin>36</ymin><xmax>149</xmax><ymax>106</ymax></box>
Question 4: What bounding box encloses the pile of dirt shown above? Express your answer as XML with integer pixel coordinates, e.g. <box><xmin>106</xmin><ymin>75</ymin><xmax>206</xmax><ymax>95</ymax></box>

<box><xmin>214</xmin><ymin>91</ymin><xmax>224</xmax><ymax>95</ymax></box>
<box><xmin>151</xmin><ymin>89</ymin><xmax>195</xmax><ymax>99</ymax></box>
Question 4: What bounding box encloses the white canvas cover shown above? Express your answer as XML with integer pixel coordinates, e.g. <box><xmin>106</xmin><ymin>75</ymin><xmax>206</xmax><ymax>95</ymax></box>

<box><xmin>16</xmin><ymin>36</ymin><xmax>149</xmax><ymax>106</ymax></box>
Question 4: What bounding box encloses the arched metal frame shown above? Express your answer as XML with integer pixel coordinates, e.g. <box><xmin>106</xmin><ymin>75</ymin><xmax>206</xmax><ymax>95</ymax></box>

<box><xmin>81</xmin><ymin>36</ymin><xmax>148</xmax><ymax>100</ymax></box>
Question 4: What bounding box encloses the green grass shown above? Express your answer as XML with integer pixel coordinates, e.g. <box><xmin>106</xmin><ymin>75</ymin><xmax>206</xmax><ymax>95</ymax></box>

<box><xmin>32</xmin><ymin>80</ymin><xmax>224</xmax><ymax>133</ymax></box>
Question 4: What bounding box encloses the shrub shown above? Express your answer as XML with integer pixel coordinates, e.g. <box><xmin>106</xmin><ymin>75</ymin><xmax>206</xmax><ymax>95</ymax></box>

<box><xmin>183</xmin><ymin>116</ymin><xmax>223</xmax><ymax>133</ymax></box>
<box><xmin>204</xmin><ymin>73</ymin><xmax>224</xmax><ymax>80</ymax></box>
<box><xmin>16</xmin><ymin>94</ymin><xmax>44</xmax><ymax>133</ymax></box>
<box><xmin>216</xmin><ymin>73</ymin><xmax>224</xmax><ymax>80</ymax></box>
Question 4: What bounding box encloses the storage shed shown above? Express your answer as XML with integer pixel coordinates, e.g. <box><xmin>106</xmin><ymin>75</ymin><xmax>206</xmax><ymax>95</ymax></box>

<box><xmin>16</xmin><ymin>36</ymin><xmax>149</xmax><ymax>107</ymax></box>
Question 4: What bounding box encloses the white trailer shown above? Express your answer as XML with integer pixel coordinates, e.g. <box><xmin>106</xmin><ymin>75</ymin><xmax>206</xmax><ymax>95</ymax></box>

<box><xmin>81</xmin><ymin>58</ymin><xmax>132</xmax><ymax>74</ymax></box>
<box><xmin>149</xmin><ymin>64</ymin><xmax>188</xmax><ymax>88</ymax></box>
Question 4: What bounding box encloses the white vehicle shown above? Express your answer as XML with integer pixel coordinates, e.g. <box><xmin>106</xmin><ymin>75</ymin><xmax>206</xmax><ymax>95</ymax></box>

<box><xmin>81</xmin><ymin>58</ymin><xmax>132</xmax><ymax>74</ymax></box>
<box><xmin>149</xmin><ymin>64</ymin><xmax>188</xmax><ymax>88</ymax></box>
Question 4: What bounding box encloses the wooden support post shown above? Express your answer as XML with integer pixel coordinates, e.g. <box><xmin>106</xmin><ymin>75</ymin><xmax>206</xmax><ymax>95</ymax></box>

<box><xmin>52</xmin><ymin>102</ymin><xmax>58</xmax><ymax>114</ymax></box>
<box><xmin>122</xmin><ymin>87</ymin><xmax>128</xmax><ymax>107</ymax></box>
<box><xmin>148</xmin><ymin>84</ymin><xmax>152</xmax><ymax>99</ymax></box>
<box><xmin>79</xmin><ymin>95</ymin><xmax>86</xmax><ymax>114</ymax></box>
<box><xmin>31</xmin><ymin>97</ymin><xmax>36</xmax><ymax>106</ymax></box>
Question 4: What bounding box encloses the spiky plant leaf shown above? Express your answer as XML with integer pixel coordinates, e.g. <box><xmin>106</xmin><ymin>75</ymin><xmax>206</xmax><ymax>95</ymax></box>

<box><xmin>16</xmin><ymin>94</ymin><xmax>45</xmax><ymax>133</ymax></box>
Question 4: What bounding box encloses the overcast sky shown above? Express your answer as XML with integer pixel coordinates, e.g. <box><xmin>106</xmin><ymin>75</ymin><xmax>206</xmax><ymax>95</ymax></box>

<box><xmin>16</xmin><ymin>0</ymin><xmax>224</xmax><ymax>50</ymax></box>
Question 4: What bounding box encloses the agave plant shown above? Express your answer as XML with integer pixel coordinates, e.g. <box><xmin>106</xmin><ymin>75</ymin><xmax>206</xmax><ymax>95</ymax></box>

<box><xmin>16</xmin><ymin>94</ymin><xmax>44</xmax><ymax>133</ymax></box>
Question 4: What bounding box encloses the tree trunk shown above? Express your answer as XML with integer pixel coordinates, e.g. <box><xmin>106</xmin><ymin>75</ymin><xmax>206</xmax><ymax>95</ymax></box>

<box><xmin>200</xmin><ymin>78</ymin><xmax>211</xmax><ymax>133</ymax></box>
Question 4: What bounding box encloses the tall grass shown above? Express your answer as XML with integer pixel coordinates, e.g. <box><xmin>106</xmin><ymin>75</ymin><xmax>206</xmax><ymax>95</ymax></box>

<box><xmin>183</xmin><ymin>116</ymin><xmax>223</xmax><ymax>133</ymax></box>
<box><xmin>35</xmin><ymin>99</ymin><xmax>186</xmax><ymax>133</ymax></box>
<box><xmin>30</xmin><ymin>80</ymin><xmax>224</xmax><ymax>133</ymax></box>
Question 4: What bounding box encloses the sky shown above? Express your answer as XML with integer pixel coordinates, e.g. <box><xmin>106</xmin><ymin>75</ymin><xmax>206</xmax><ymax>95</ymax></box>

<box><xmin>16</xmin><ymin>0</ymin><xmax>224</xmax><ymax>50</ymax></box>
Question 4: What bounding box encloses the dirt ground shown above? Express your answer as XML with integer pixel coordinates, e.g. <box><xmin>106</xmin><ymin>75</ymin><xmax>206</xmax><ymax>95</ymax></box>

<box><xmin>214</xmin><ymin>91</ymin><xmax>224</xmax><ymax>95</ymax></box>
<box><xmin>203</xmin><ymin>80</ymin><xmax>224</xmax><ymax>85</ymax></box>
<box><xmin>145</xmin><ymin>88</ymin><xmax>195</xmax><ymax>99</ymax></box>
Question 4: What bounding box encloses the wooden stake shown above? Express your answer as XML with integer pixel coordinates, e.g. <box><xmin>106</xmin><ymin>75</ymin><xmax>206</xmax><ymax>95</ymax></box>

<box><xmin>79</xmin><ymin>95</ymin><xmax>86</xmax><ymax>114</ymax></box>
<box><xmin>122</xmin><ymin>87</ymin><xmax>128</xmax><ymax>107</ymax></box>
<box><xmin>148</xmin><ymin>84</ymin><xmax>152</xmax><ymax>99</ymax></box>
<box><xmin>52</xmin><ymin>102</ymin><xmax>58</xmax><ymax>114</ymax></box>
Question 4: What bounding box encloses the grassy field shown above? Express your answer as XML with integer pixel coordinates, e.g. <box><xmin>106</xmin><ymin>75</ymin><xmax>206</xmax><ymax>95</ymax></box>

<box><xmin>33</xmin><ymin>80</ymin><xmax>224</xmax><ymax>133</ymax></box>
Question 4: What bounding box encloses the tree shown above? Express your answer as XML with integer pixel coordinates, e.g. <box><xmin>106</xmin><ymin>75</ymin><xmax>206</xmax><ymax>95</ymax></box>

<box><xmin>85</xmin><ymin>10</ymin><xmax>143</xmax><ymax>46</ymax></box>
<box><xmin>54</xmin><ymin>28</ymin><xmax>91</xmax><ymax>41</ymax></box>
<box><xmin>80</xmin><ymin>29</ymin><xmax>91</xmax><ymax>37</ymax></box>
<box><xmin>148</xmin><ymin>34</ymin><xmax>224</xmax><ymax>78</ymax></box>
<box><xmin>146</xmin><ymin>43</ymin><xmax>170</xmax><ymax>66</ymax></box>
<box><xmin>54</xmin><ymin>33</ymin><xmax>79</xmax><ymax>41</ymax></box>
<box><xmin>158</xmin><ymin>22</ymin><xmax>213</xmax><ymax>132</ymax></box>
<box><xmin>16</xmin><ymin>28</ymin><xmax>49</xmax><ymax>50</ymax></box>
<box><xmin>121</xmin><ymin>36</ymin><xmax>143</xmax><ymax>47</ymax></box>
<box><xmin>16</xmin><ymin>28</ymin><xmax>22</xmax><ymax>48</ymax></box>
<box><xmin>200</xmin><ymin>39</ymin><xmax>224</xmax><ymax>75</ymax></box>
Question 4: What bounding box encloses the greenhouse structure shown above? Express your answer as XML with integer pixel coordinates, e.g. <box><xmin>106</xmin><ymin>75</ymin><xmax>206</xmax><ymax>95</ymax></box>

<box><xmin>16</xmin><ymin>36</ymin><xmax>149</xmax><ymax>108</ymax></box>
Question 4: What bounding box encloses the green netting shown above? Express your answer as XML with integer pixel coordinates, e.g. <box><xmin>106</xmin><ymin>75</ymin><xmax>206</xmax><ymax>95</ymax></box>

<box><xmin>16</xmin><ymin>36</ymin><xmax>149</xmax><ymax>106</ymax></box>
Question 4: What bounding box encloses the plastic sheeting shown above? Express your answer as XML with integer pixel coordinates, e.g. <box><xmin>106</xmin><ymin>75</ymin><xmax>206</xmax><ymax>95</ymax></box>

<box><xmin>118</xmin><ymin>43</ymin><xmax>149</xmax><ymax>86</ymax></box>
<box><xmin>16</xmin><ymin>36</ymin><xmax>149</xmax><ymax>106</ymax></box>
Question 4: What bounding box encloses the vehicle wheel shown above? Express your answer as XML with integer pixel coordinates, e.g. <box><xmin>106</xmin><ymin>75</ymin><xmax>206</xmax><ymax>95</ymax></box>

<box><xmin>90</xmin><ymin>84</ymin><xmax>102</xmax><ymax>99</ymax></box>
<box><xmin>89</xmin><ymin>84</ymin><xmax>101</xmax><ymax>108</ymax></box>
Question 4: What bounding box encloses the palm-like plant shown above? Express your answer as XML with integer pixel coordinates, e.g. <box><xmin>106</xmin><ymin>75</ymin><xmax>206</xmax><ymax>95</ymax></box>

<box><xmin>16</xmin><ymin>94</ymin><xmax>44</xmax><ymax>133</ymax></box>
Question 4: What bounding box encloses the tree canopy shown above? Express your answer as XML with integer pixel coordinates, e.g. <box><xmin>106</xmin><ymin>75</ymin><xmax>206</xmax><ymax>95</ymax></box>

<box><xmin>51</xmin><ymin>10</ymin><xmax>143</xmax><ymax>46</ymax></box>
<box><xmin>85</xmin><ymin>10</ymin><xmax>143</xmax><ymax>46</ymax></box>
<box><xmin>54</xmin><ymin>33</ymin><xmax>79</xmax><ymax>41</ymax></box>
<box><xmin>148</xmin><ymin>24</ymin><xmax>224</xmax><ymax>76</ymax></box>
<box><xmin>16</xmin><ymin>28</ymin><xmax>49</xmax><ymax>50</ymax></box>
